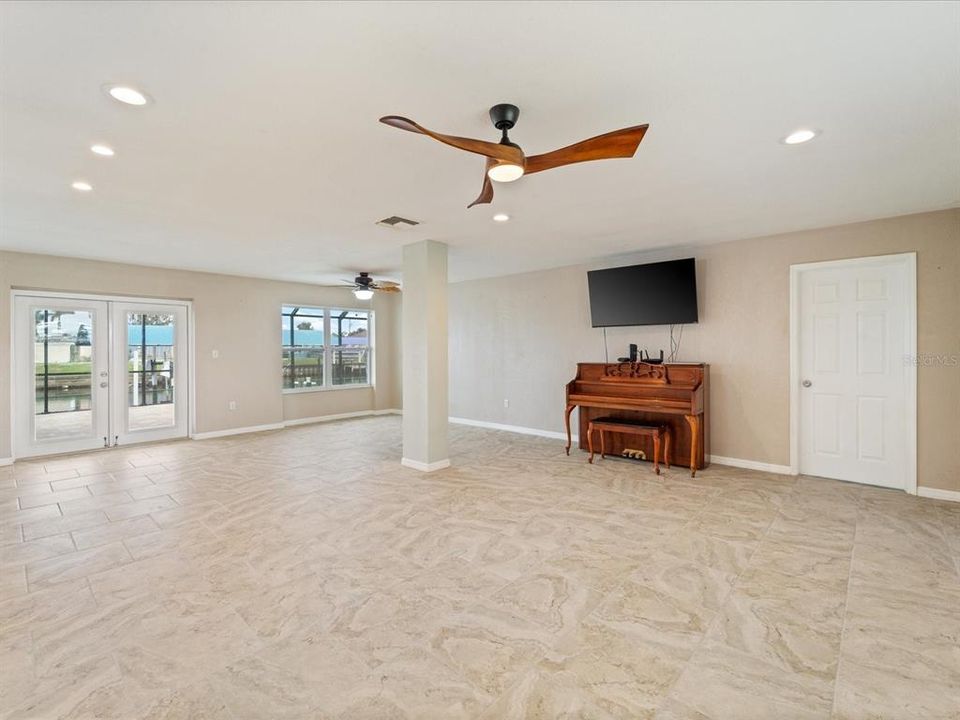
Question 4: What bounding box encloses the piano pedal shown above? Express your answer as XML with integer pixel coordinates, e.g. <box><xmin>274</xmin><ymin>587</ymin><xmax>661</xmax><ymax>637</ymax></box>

<box><xmin>621</xmin><ymin>448</ymin><xmax>647</xmax><ymax>461</ymax></box>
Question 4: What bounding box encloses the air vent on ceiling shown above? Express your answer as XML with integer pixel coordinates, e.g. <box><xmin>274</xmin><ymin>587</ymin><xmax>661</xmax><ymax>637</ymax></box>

<box><xmin>376</xmin><ymin>215</ymin><xmax>420</xmax><ymax>229</ymax></box>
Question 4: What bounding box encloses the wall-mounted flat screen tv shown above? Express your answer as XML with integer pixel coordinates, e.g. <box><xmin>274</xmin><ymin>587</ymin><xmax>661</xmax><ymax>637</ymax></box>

<box><xmin>587</xmin><ymin>258</ymin><xmax>698</xmax><ymax>327</ymax></box>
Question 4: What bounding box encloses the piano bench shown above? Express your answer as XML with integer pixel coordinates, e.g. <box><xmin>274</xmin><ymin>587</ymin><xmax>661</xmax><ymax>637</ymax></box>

<box><xmin>587</xmin><ymin>418</ymin><xmax>671</xmax><ymax>475</ymax></box>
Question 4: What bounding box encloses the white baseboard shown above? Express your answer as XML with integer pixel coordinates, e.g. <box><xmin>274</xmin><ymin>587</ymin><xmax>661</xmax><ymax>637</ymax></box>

<box><xmin>917</xmin><ymin>486</ymin><xmax>960</xmax><ymax>503</ymax></box>
<box><xmin>283</xmin><ymin>408</ymin><xmax>400</xmax><ymax>427</ymax></box>
<box><xmin>0</xmin><ymin>457</ymin><xmax>12</xmax><ymax>467</ymax></box>
<box><xmin>191</xmin><ymin>423</ymin><xmax>284</xmax><ymax>440</ymax></box>
<box><xmin>707</xmin><ymin>454</ymin><xmax>795</xmax><ymax>476</ymax></box>
<box><xmin>191</xmin><ymin>409</ymin><xmax>401</xmax><ymax>440</ymax></box>
<box><xmin>401</xmin><ymin>457</ymin><xmax>451</xmax><ymax>472</ymax></box>
<box><xmin>449</xmin><ymin>416</ymin><xmax>577</xmax><ymax>443</ymax></box>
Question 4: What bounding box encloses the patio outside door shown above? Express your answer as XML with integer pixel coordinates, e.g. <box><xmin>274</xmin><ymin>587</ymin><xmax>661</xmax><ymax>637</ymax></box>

<box><xmin>13</xmin><ymin>294</ymin><xmax>190</xmax><ymax>459</ymax></box>
<box><xmin>111</xmin><ymin>302</ymin><xmax>188</xmax><ymax>446</ymax></box>
<box><xmin>13</xmin><ymin>297</ymin><xmax>110</xmax><ymax>457</ymax></box>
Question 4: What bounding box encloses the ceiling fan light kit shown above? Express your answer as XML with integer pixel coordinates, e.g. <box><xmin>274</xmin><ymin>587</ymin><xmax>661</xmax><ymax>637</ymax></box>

<box><xmin>379</xmin><ymin>103</ymin><xmax>648</xmax><ymax>208</ymax></box>
<box><xmin>344</xmin><ymin>272</ymin><xmax>401</xmax><ymax>299</ymax></box>
<box><xmin>487</xmin><ymin>161</ymin><xmax>524</xmax><ymax>182</ymax></box>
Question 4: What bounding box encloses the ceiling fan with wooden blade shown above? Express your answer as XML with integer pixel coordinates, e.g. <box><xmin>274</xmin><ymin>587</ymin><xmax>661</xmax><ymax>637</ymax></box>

<box><xmin>379</xmin><ymin>104</ymin><xmax>648</xmax><ymax>208</ymax></box>
<box><xmin>340</xmin><ymin>272</ymin><xmax>401</xmax><ymax>299</ymax></box>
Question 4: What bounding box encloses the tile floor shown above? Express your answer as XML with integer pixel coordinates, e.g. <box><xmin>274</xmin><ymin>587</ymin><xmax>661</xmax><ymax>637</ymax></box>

<box><xmin>1</xmin><ymin>416</ymin><xmax>958</xmax><ymax>719</ymax></box>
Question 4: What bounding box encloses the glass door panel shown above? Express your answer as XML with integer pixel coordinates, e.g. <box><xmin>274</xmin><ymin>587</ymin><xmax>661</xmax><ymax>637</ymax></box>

<box><xmin>127</xmin><ymin>312</ymin><xmax>176</xmax><ymax>431</ymax></box>
<box><xmin>34</xmin><ymin>308</ymin><xmax>95</xmax><ymax>440</ymax></box>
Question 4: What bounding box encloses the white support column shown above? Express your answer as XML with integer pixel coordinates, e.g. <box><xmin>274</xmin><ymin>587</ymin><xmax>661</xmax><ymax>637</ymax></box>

<box><xmin>401</xmin><ymin>239</ymin><xmax>449</xmax><ymax>471</ymax></box>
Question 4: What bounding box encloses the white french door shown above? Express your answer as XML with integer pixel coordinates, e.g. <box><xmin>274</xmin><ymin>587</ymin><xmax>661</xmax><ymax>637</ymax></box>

<box><xmin>14</xmin><ymin>297</ymin><xmax>110</xmax><ymax>456</ymax></box>
<box><xmin>13</xmin><ymin>294</ymin><xmax>190</xmax><ymax>459</ymax></box>
<box><xmin>110</xmin><ymin>302</ymin><xmax>189</xmax><ymax>446</ymax></box>
<box><xmin>793</xmin><ymin>254</ymin><xmax>916</xmax><ymax>490</ymax></box>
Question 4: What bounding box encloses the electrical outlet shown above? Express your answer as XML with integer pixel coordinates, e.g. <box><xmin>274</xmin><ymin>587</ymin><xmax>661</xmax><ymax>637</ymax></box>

<box><xmin>228</xmin><ymin>400</ymin><xmax>237</xmax><ymax>411</ymax></box>
<box><xmin>503</xmin><ymin>399</ymin><xmax>509</xmax><ymax>408</ymax></box>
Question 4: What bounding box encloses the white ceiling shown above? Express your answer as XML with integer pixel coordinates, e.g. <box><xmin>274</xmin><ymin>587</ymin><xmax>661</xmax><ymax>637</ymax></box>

<box><xmin>1</xmin><ymin>1</ymin><xmax>958</xmax><ymax>284</ymax></box>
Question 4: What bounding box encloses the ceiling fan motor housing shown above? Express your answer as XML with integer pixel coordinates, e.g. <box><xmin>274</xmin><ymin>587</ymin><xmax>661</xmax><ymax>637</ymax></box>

<box><xmin>489</xmin><ymin>103</ymin><xmax>520</xmax><ymax>131</ymax></box>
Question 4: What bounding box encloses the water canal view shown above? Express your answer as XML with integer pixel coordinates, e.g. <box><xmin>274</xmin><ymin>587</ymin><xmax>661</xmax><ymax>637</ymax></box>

<box><xmin>34</xmin><ymin>309</ymin><xmax>176</xmax><ymax>438</ymax></box>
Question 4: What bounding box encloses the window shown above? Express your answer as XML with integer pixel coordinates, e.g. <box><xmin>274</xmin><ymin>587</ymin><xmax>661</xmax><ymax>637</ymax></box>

<box><xmin>281</xmin><ymin>306</ymin><xmax>371</xmax><ymax>391</ymax></box>
<box><xmin>330</xmin><ymin>309</ymin><xmax>370</xmax><ymax>386</ymax></box>
<box><xmin>282</xmin><ymin>306</ymin><xmax>324</xmax><ymax>390</ymax></box>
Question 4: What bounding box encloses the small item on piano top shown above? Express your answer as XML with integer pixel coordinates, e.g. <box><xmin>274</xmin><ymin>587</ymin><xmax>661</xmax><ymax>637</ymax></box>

<box><xmin>641</xmin><ymin>349</ymin><xmax>664</xmax><ymax>364</ymax></box>
<box><xmin>618</xmin><ymin>343</ymin><xmax>640</xmax><ymax>363</ymax></box>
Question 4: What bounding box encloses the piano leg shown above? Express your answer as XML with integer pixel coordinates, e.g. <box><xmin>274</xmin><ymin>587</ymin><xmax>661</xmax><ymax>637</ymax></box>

<box><xmin>564</xmin><ymin>404</ymin><xmax>575</xmax><ymax>455</ymax></box>
<box><xmin>653</xmin><ymin>432</ymin><xmax>661</xmax><ymax>475</ymax></box>
<box><xmin>684</xmin><ymin>413</ymin><xmax>700</xmax><ymax>477</ymax></box>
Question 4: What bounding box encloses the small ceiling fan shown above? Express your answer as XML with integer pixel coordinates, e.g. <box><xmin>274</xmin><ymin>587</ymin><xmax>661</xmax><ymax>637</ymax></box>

<box><xmin>379</xmin><ymin>104</ymin><xmax>648</xmax><ymax>208</ymax></box>
<box><xmin>342</xmin><ymin>272</ymin><xmax>401</xmax><ymax>300</ymax></box>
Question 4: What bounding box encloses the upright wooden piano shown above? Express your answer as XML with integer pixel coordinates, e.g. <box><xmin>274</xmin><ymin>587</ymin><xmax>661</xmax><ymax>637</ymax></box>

<box><xmin>565</xmin><ymin>362</ymin><xmax>709</xmax><ymax>475</ymax></box>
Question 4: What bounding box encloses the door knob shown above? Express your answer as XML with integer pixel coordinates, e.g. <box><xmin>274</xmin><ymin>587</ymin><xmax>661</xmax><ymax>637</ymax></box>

<box><xmin>100</xmin><ymin>381</ymin><xmax>108</xmax><ymax>388</ymax></box>
<box><xmin>802</xmin><ymin>379</ymin><xmax>812</xmax><ymax>388</ymax></box>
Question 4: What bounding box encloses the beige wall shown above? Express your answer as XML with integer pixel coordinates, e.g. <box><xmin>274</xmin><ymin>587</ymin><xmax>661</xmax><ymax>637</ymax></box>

<box><xmin>4</xmin><ymin>210</ymin><xmax>957</xmax><ymax>491</ymax></box>
<box><xmin>449</xmin><ymin>209</ymin><xmax>960</xmax><ymax>492</ymax></box>
<box><xmin>0</xmin><ymin>251</ymin><xmax>402</xmax><ymax>458</ymax></box>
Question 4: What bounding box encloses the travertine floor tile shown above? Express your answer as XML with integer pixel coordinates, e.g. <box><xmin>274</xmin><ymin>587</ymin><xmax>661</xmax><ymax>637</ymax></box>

<box><xmin>832</xmin><ymin>656</ymin><xmax>960</xmax><ymax>720</ymax></box>
<box><xmin>0</xmin><ymin>416</ymin><xmax>955</xmax><ymax>719</ymax></box>
<box><xmin>668</xmin><ymin>640</ymin><xmax>835</xmax><ymax>720</ymax></box>
<box><xmin>26</xmin><ymin>541</ymin><xmax>132</xmax><ymax>589</ymax></box>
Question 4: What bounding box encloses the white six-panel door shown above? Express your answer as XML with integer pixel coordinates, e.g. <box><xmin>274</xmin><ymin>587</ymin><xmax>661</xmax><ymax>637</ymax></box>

<box><xmin>795</xmin><ymin>254</ymin><xmax>915</xmax><ymax>489</ymax></box>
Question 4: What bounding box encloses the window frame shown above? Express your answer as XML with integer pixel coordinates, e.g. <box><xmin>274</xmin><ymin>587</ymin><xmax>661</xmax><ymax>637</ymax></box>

<box><xmin>281</xmin><ymin>304</ymin><xmax>374</xmax><ymax>394</ymax></box>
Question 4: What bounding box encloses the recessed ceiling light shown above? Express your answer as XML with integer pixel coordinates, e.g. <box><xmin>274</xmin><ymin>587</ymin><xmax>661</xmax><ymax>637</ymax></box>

<box><xmin>493</xmin><ymin>213</ymin><xmax>510</xmax><ymax>222</ymax></box>
<box><xmin>71</xmin><ymin>181</ymin><xmax>93</xmax><ymax>192</ymax></box>
<box><xmin>782</xmin><ymin>129</ymin><xmax>819</xmax><ymax>145</ymax></box>
<box><xmin>107</xmin><ymin>85</ymin><xmax>149</xmax><ymax>106</ymax></box>
<box><xmin>90</xmin><ymin>144</ymin><xmax>115</xmax><ymax>157</ymax></box>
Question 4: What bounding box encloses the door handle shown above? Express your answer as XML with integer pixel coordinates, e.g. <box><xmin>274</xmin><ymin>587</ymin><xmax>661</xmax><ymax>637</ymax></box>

<box><xmin>100</xmin><ymin>381</ymin><xmax>108</xmax><ymax>388</ymax></box>
<box><xmin>802</xmin><ymin>379</ymin><xmax>812</xmax><ymax>388</ymax></box>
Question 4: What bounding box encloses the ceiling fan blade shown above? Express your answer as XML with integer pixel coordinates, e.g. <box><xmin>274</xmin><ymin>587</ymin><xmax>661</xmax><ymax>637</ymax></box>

<box><xmin>467</xmin><ymin>158</ymin><xmax>495</xmax><ymax>208</ymax></box>
<box><xmin>523</xmin><ymin>124</ymin><xmax>649</xmax><ymax>175</ymax></box>
<box><xmin>380</xmin><ymin>115</ymin><xmax>523</xmax><ymax>164</ymax></box>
